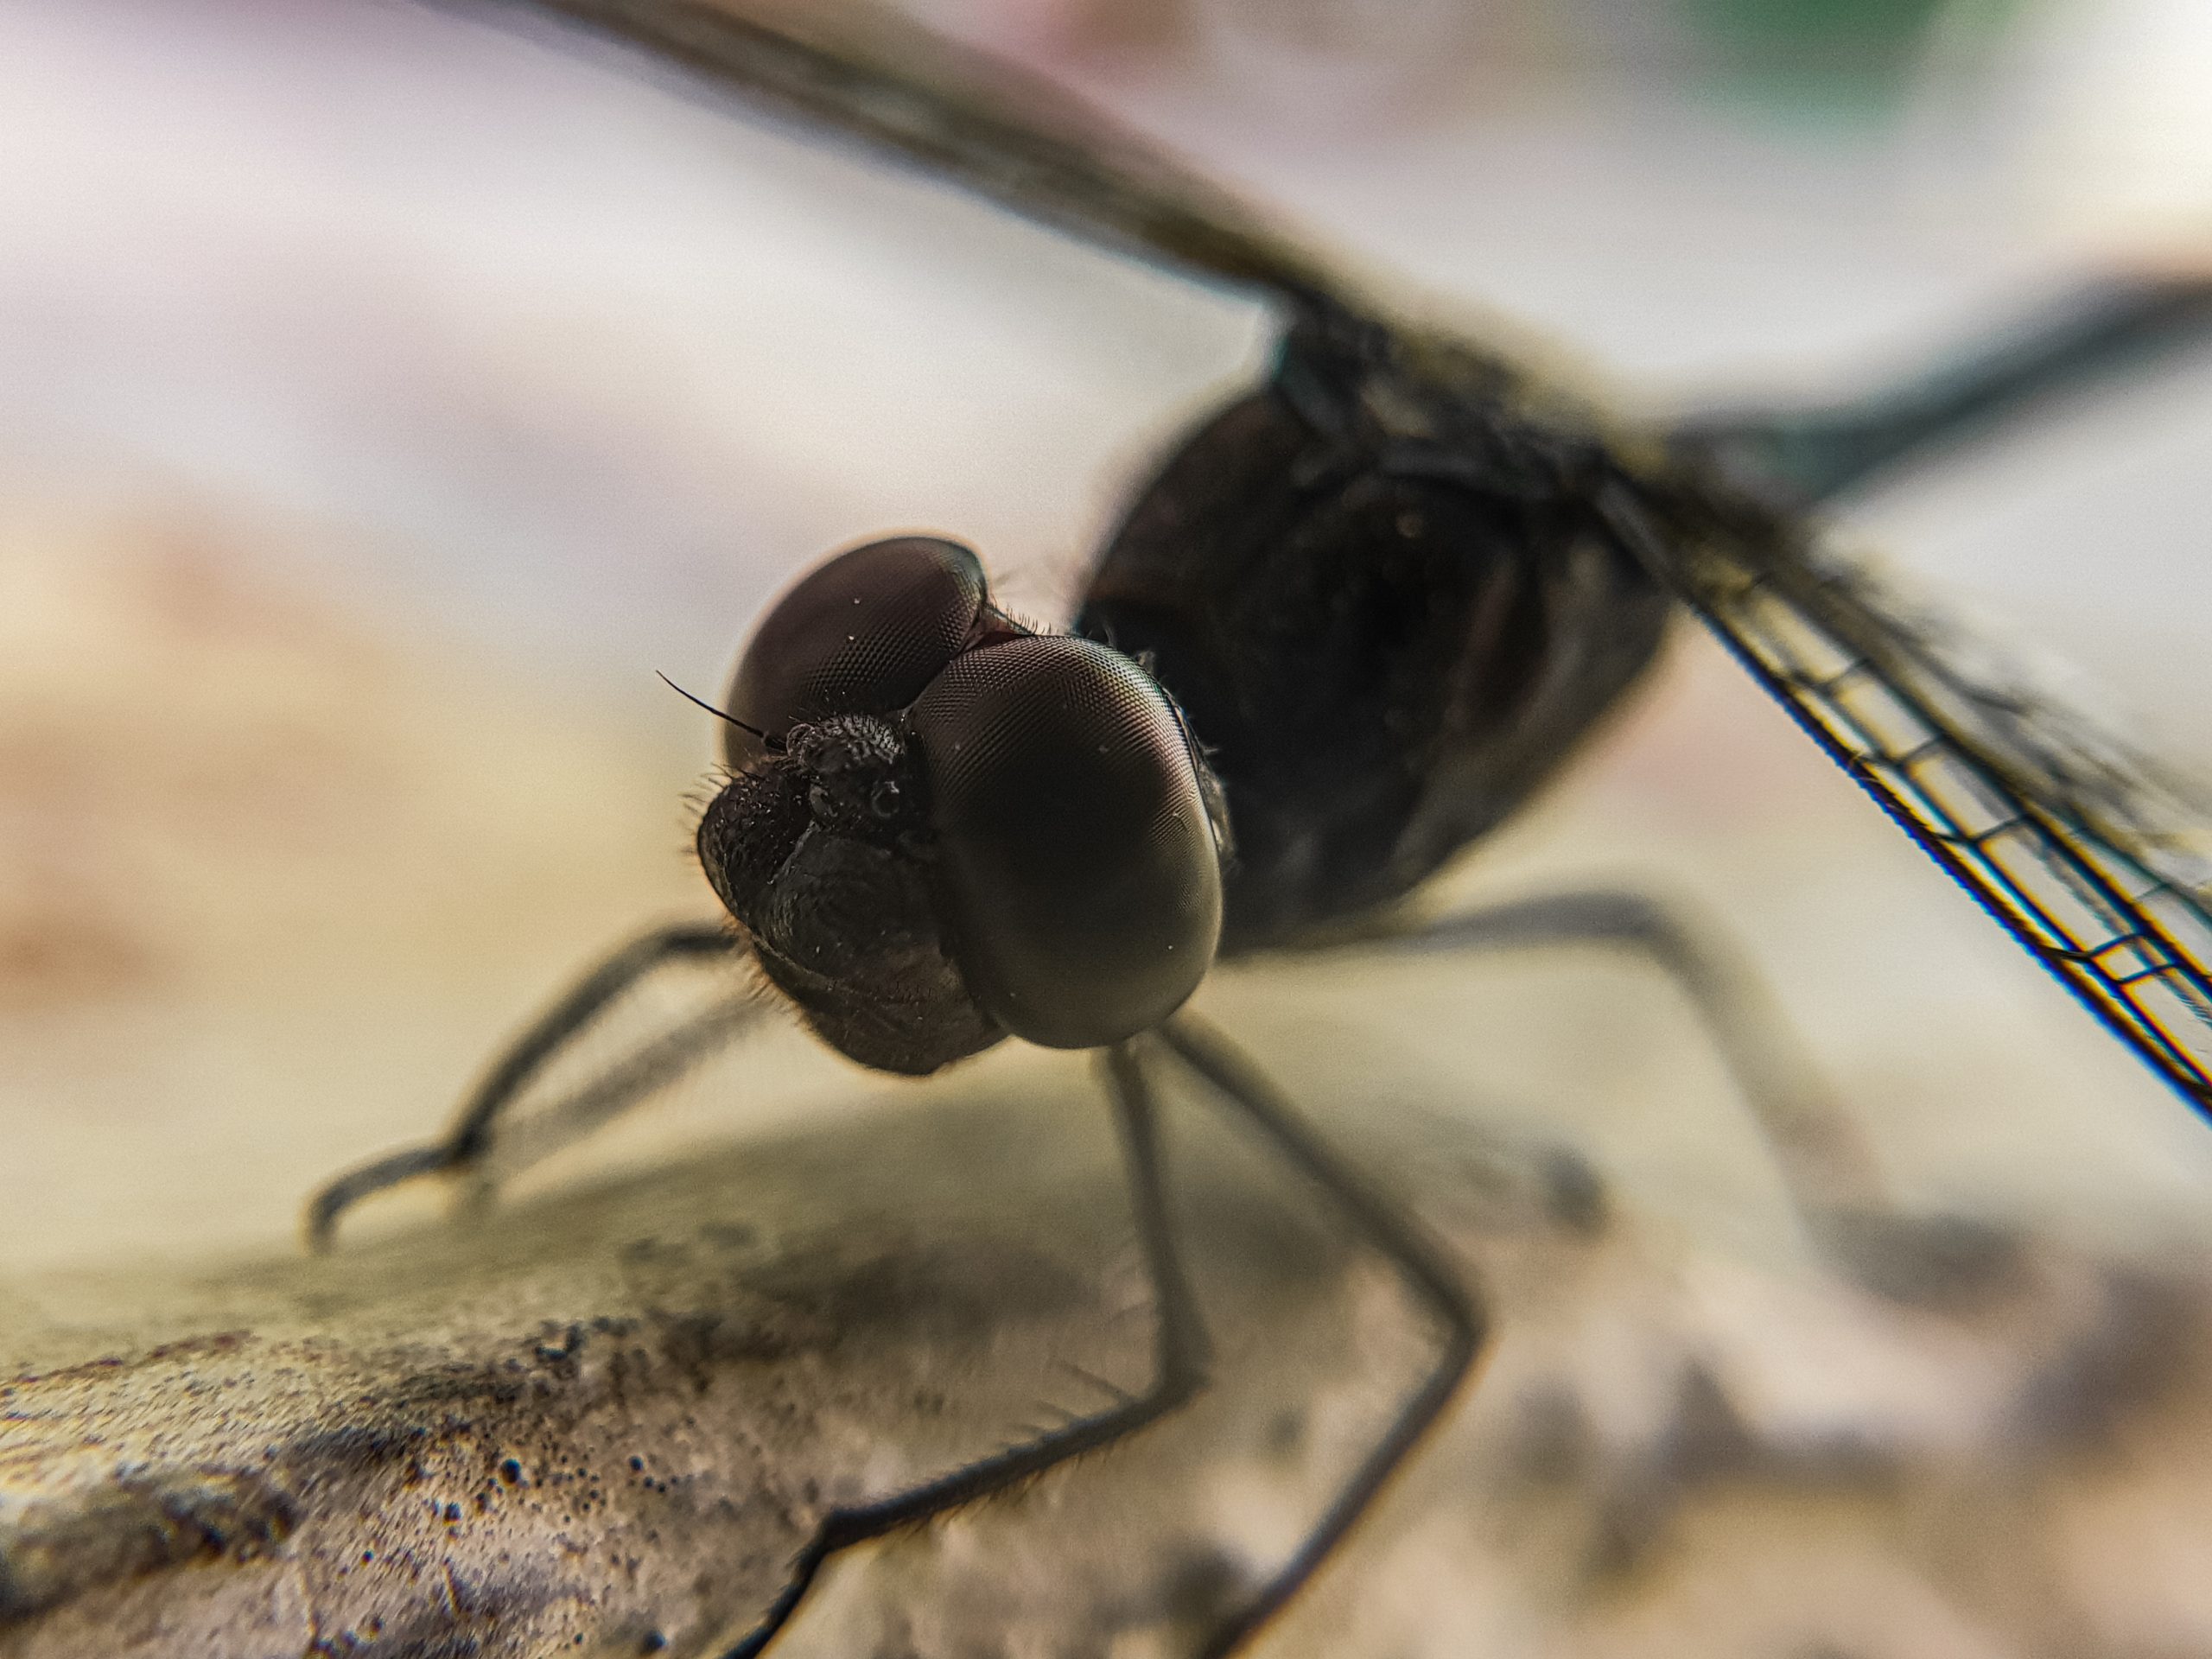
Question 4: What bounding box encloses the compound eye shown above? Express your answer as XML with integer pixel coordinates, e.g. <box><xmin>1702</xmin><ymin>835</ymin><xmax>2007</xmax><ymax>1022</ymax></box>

<box><xmin>912</xmin><ymin>636</ymin><xmax>1222</xmax><ymax>1050</ymax></box>
<box><xmin>723</xmin><ymin>536</ymin><xmax>988</xmax><ymax>769</ymax></box>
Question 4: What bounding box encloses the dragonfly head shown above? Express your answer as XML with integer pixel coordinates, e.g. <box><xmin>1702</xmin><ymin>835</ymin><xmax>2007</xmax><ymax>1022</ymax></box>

<box><xmin>695</xmin><ymin>537</ymin><xmax>1224</xmax><ymax>1074</ymax></box>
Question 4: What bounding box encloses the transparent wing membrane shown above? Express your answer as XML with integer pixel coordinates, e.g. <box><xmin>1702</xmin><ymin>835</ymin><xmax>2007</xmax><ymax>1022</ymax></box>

<box><xmin>1627</xmin><ymin>490</ymin><xmax>2212</xmax><ymax>1118</ymax></box>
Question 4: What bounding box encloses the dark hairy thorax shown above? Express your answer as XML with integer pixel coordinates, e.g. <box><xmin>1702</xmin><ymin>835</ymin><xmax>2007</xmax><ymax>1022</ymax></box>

<box><xmin>1077</xmin><ymin>308</ymin><xmax>1677</xmax><ymax>953</ymax></box>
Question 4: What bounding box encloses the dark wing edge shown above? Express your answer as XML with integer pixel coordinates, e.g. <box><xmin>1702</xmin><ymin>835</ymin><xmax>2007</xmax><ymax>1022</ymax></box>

<box><xmin>484</xmin><ymin>0</ymin><xmax>1359</xmax><ymax>308</ymax></box>
<box><xmin>1608</xmin><ymin>482</ymin><xmax>2212</xmax><ymax>1121</ymax></box>
<box><xmin>1675</xmin><ymin>276</ymin><xmax>2212</xmax><ymax>509</ymax></box>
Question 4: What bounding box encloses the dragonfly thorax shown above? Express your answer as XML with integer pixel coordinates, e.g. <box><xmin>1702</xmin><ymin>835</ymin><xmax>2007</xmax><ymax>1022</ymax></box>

<box><xmin>1078</xmin><ymin>333</ymin><xmax>1671</xmax><ymax>953</ymax></box>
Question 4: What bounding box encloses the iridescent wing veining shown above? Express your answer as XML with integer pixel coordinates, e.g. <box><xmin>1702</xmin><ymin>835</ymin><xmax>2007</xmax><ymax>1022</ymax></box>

<box><xmin>1606</xmin><ymin>483</ymin><xmax>2212</xmax><ymax>1118</ymax></box>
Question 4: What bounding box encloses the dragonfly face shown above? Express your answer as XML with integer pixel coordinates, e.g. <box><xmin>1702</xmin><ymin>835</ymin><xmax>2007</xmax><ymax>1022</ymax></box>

<box><xmin>695</xmin><ymin>536</ymin><xmax>1224</xmax><ymax>1073</ymax></box>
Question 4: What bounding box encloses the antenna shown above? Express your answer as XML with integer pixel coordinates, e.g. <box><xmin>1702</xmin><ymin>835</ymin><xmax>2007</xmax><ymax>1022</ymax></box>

<box><xmin>656</xmin><ymin>672</ymin><xmax>783</xmax><ymax>751</ymax></box>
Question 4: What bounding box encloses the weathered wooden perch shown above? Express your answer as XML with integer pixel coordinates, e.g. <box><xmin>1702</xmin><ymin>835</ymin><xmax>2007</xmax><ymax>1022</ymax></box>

<box><xmin>5</xmin><ymin>1072</ymin><xmax>2212</xmax><ymax>1659</ymax></box>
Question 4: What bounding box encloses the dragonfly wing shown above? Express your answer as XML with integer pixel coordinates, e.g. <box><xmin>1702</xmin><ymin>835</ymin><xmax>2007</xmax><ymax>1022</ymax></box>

<box><xmin>1676</xmin><ymin>277</ymin><xmax>2212</xmax><ymax>509</ymax></box>
<box><xmin>1606</xmin><ymin>480</ymin><xmax>2212</xmax><ymax>1119</ymax></box>
<box><xmin>491</xmin><ymin>0</ymin><xmax>1360</xmax><ymax>308</ymax></box>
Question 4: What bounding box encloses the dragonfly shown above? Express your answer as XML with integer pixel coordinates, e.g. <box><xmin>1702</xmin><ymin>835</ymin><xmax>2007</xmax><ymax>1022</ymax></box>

<box><xmin>307</xmin><ymin>1</ymin><xmax>2212</xmax><ymax>1653</ymax></box>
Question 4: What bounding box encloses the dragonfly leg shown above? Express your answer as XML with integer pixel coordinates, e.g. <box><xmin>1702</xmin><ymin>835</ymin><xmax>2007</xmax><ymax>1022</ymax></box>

<box><xmin>1675</xmin><ymin>276</ymin><xmax>2212</xmax><ymax>506</ymax></box>
<box><xmin>1324</xmin><ymin>887</ymin><xmax>1887</xmax><ymax>1230</ymax></box>
<box><xmin>304</xmin><ymin>920</ymin><xmax>753</xmax><ymax>1250</ymax></box>
<box><xmin>1313</xmin><ymin>893</ymin><xmax>2037</xmax><ymax>1306</ymax></box>
<box><xmin>717</xmin><ymin>1040</ymin><xmax>1211</xmax><ymax>1659</ymax></box>
<box><xmin>1154</xmin><ymin>1014</ymin><xmax>1484</xmax><ymax>1659</ymax></box>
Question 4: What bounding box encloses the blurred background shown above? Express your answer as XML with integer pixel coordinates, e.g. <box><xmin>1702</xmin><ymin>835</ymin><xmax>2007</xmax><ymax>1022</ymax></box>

<box><xmin>6</xmin><ymin>0</ymin><xmax>2212</xmax><ymax>1651</ymax></box>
